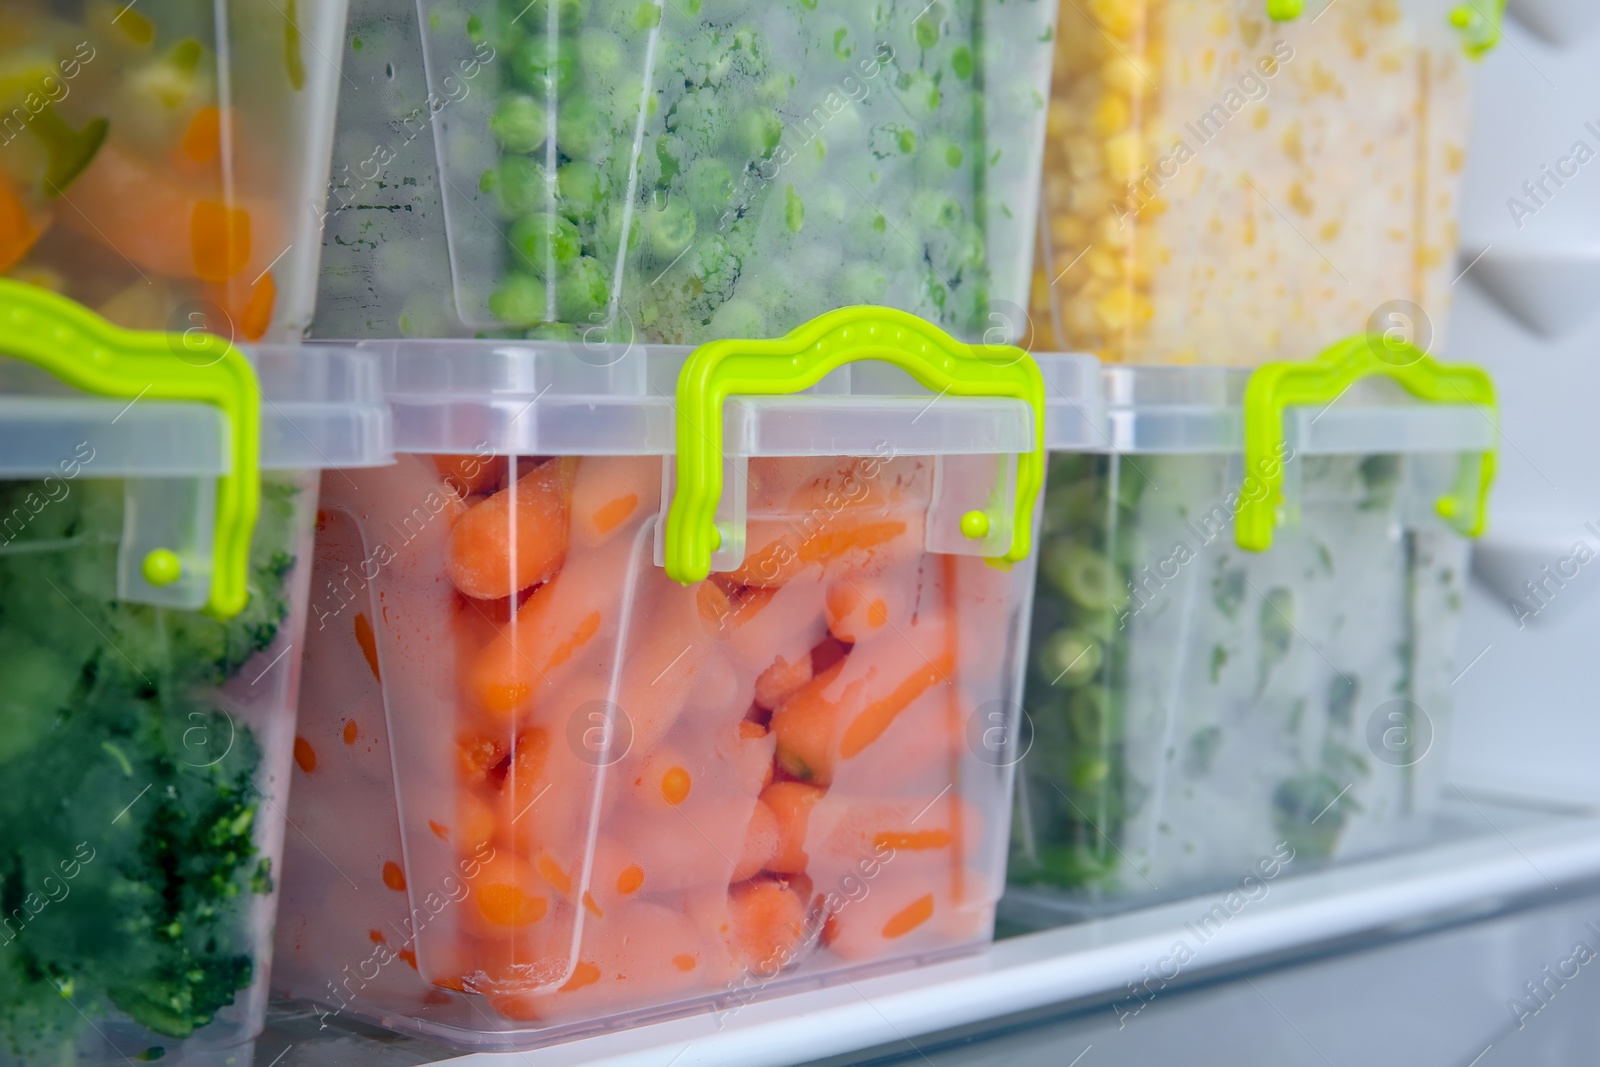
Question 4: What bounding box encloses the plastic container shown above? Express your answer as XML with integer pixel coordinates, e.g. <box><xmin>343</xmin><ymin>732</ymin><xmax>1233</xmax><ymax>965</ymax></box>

<box><xmin>1008</xmin><ymin>338</ymin><xmax>1498</xmax><ymax>913</ymax></box>
<box><xmin>1027</xmin><ymin>0</ymin><xmax>1504</xmax><ymax>364</ymax></box>
<box><xmin>0</xmin><ymin>282</ymin><xmax>390</xmax><ymax>1067</ymax></box>
<box><xmin>274</xmin><ymin>309</ymin><xmax>1091</xmax><ymax>1049</ymax></box>
<box><xmin>312</xmin><ymin>0</ymin><xmax>1056</xmax><ymax>344</ymax></box>
<box><xmin>0</xmin><ymin>0</ymin><xmax>349</xmax><ymax>341</ymax></box>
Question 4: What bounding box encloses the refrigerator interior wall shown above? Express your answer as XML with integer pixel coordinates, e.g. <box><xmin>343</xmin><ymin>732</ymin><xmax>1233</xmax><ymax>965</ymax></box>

<box><xmin>1447</xmin><ymin>11</ymin><xmax>1600</xmax><ymax>806</ymax></box>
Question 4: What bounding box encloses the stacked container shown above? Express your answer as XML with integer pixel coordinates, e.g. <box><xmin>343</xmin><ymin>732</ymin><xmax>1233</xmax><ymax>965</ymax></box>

<box><xmin>313</xmin><ymin>0</ymin><xmax>1056</xmax><ymax>343</ymax></box>
<box><xmin>0</xmin><ymin>0</ymin><xmax>348</xmax><ymax>340</ymax></box>
<box><xmin>0</xmin><ymin>282</ymin><xmax>389</xmax><ymax>1066</ymax></box>
<box><xmin>1027</xmin><ymin>0</ymin><xmax>1502</xmax><ymax>364</ymax></box>
<box><xmin>273</xmin><ymin>309</ymin><xmax>1098</xmax><ymax>1047</ymax></box>
<box><xmin>1009</xmin><ymin>338</ymin><xmax>1497</xmax><ymax>913</ymax></box>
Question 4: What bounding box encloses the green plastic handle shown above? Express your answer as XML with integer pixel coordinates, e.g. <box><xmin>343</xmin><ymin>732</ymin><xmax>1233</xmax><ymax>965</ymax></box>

<box><xmin>1451</xmin><ymin>0</ymin><xmax>1505</xmax><ymax>59</ymax></box>
<box><xmin>1236</xmin><ymin>334</ymin><xmax>1497</xmax><ymax>553</ymax></box>
<box><xmin>664</xmin><ymin>306</ymin><xmax>1046</xmax><ymax>585</ymax></box>
<box><xmin>0</xmin><ymin>280</ymin><xmax>261</xmax><ymax>618</ymax></box>
<box><xmin>1268</xmin><ymin>0</ymin><xmax>1504</xmax><ymax>56</ymax></box>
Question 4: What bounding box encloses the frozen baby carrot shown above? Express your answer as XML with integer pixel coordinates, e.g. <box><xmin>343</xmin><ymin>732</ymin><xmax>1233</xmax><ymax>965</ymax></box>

<box><xmin>734</xmin><ymin>799</ymin><xmax>781</xmax><ymax>881</ymax></box>
<box><xmin>569</xmin><ymin>455</ymin><xmax>660</xmax><ymax>548</ymax></box>
<box><xmin>730</xmin><ymin>515</ymin><xmax>911</xmax><ymax>589</ymax></box>
<box><xmin>0</xmin><ymin>173</ymin><xmax>48</xmax><ymax>274</ymax></box>
<box><xmin>468</xmin><ymin>854</ymin><xmax>552</xmax><ymax>932</ymax></box>
<box><xmin>771</xmin><ymin>635</ymin><xmax>954</xmax><ymax>787</ymax></box>
<box><xmin>434</xmin><ymin>453</ymin><xmax>505</xmax><ymax>497</ymax></box>
<box><xmin>729</xmin><ymin>878</ymin><xmax>807</xmax><ymax>977</ymax></box>
<box><xmin>824</xmin><ymin>576</ymin><xmax>896</xmax><ymax>645</ymax></box>
<box><xmin>754</xmin><ymin>653</ymin><xmax>813</xmax><ymax>712</ymax></box>
<box><xmin>446</xmin><ymin>457</ymin><xmax>575</xmax><ymax>600</ymax></box>
<box><xmin>760</xmin><ymin>781</ymin><xmax>824</xmax><ymax>875</ymax></box>
<box><xmin>466</xmin><ymin>530</ymin><xmax>641</xmax><ymax>719</ymax></box>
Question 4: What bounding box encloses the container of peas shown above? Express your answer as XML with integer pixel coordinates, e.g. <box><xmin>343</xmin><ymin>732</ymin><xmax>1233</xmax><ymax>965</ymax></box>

<box><xmin>1008</xmin><ymin>340</ymin><xmax>1498</xmax><ymax>914</ymax></box>
<box><xmin>316</xmin><ymin>0</ymin><xmax>1055</xmax><ymax>343</ymax></box>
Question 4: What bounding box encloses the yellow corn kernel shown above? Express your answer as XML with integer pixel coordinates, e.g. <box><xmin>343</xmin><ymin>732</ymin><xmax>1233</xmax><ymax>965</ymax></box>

<box><xmin>1063</xmin><ymin>136</ymin><xmax>1104</xmax><ymax>178</ymax></box>
<box><xmin>1287</xmin><ymin>181</ymin><xmax>1314</xmax><ymax>216</ymax></box>
<box><xmin>1095</xmin><ymin>287</ymin><xmax>1136</xmax><ymax>332</ymax></box>
<box><xmin>1091</xmin><ymin>93</ymin><xmax>1132</xmax><ymax>138</ymax></box>
<box><xmin>1085</xmin><ymin>0</ymin><xmax>1143</xmax><ymax>40</ymax></box>
<box><xmin>1087</xmin><ymin>247</ymin><xmax>1123</xmax><ymax>282</ymax></box>
<box><xmin>1050</xmin><ymin>214</ymin><xmax>1090</xmax><ymax>249</ymax></box>
<box><xmin>1104</xmin><ymin>130</ymin><xmax>1142</xmax><ymax>183</ymax></box>
<box><xmin>1282</xmin><ymin>124</ymin><xmax>1304</xmax><ymax>166</ymax></box>
<box><xmin>1253</xmin><ymin>107</ymin><xmax>1270</xmax><ymax>130</ymax></box>
<box><xmin>1319</xmin><ymin>220</ymin><xmax>1342</xmax><ymax>241</ymax></box>
<box><xmin>1101</xmin><ymin>54</ymin><xmax>1155</xmax><ymax>97</ymax></box>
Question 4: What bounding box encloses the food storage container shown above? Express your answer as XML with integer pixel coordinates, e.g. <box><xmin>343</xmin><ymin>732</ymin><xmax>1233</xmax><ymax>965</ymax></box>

<box><xmin>274</xmin><ymin>308</ymin><xmax>1093</xmax><ymax>1049</ymax></box>
<box><xmin>0</xmin><ymin>281</ymin><xmax>390</xmax><ymax>1067</ymax></box>
<box><xmin>312</xmin><ymin>0</ymin><xmax>1056</xmax><ymax>344</ymax></box>
<box><xmin>0</xmin><ymin>0</ymin><xmax>350</xmax><ymax>341</ymax></box>
<box><xmin>1009</xmin><ymin>336</ymin><xmax>1497</xmax><ymax>914</ymax></box>
<box><xmin>1027</xmin><ymin>0</ymin><xmax>1504</xmax><ymax>364</ymax></box>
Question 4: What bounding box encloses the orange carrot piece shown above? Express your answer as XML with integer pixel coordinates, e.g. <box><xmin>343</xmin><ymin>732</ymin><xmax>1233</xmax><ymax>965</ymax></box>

<box><xmin>754</xmin><ymin>653</ymin><xmax>813</xmax><ymax>712</ymax></box>
<box><xmin>729</xmin><ymin>516</ymin><xmax>910</xmax><ymax>588</ymax></box>
<box><xmin>446</xmin><ymin>458</ymin><xmax>574</xmax><ymax>600</ymax></box>
<box><xmin>729</xmin><ymin>879</ymin><xmax>806</xmax><ymax>976</ymax></box>
<box><xmin>382</xmin><ymin>861</ymin><xmax>406</xmax><ymax>892</ymax></box>
<box><xmin>466</xmin><ymin>531</ymin><xmax>634</xmax><ymax>719</ymax></box>
<box><xmin>190</xmin><ymin>199</ymin><xmax>251</xmax><ymax>281</ymax></box>
<box><xmin>435</xmin><ymin>453</ymin><xmax>505</xmax><ymax>497</ymax></box>
<box><xmin>0</xmin><ymin>173</ymin><xmax>47</xmax><ymax>273</ymax></box>
<box><xmin>570</xmin><ymin>456</ymin><xmax>660</xmax><ymax>548</ymax></box>
<box><xmin>768</xmin><ymin>661</ymin><xmax>846</xmax><ymax>784</ymax></box>
<box><xmin>470</xmin><ymin>855</ymin><xmax>550</xmax><ymax>929</ymax></box>
<box><xmin>353</xmin><ymin>612</ymin><xmax>381</xmax><ymax>681</ymax></box>
<box><xmin>734</xmin><ymin>799</ymin><xmax>780</xmax><ymax>881</ymax></box>
<box><xmin>881</xmin><ymin>893</ymin><xmax>935</xmax><ymax>940</ymax></box>
<box><xmin>825</xmin><ymin>577</ymin><xmax>893</xmax><ymax>644</ymax></box>
<box><xmin>292</xmin><ymin>737</ymin><xmax>316</xmax><ymax>774</ymax></box>
<box><xmin>760</xmin><ymin>781</ymin><xmax>824</xmax><ymax>875</ymax></box>
<box><xmin>838</xmin><ymin>650</ymin><xmax>954</xmax><ymax>759</ymax></box>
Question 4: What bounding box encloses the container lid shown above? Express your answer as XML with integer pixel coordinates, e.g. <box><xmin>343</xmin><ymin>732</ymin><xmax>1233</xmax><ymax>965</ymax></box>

<box><xmin>360</xmin><ymin>307</ymin><xmax>1101</xmax><ymax>576</ymax></box>
<box><xmin>1039</xmin><ymin>358</ymin><xmax>1498</xmax><ymax>458</ymax></box>
<box><xmin>0</xmin><ymin>343</ymin><xmax>392</xmax><ymax>478</ymax></box>
<box><xmin>0</xmin><ymin>280</ymin><xmax>392</xmax><ymax>617</ymax></box>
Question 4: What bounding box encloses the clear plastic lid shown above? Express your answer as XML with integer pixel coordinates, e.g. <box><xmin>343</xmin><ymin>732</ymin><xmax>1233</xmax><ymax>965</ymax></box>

<box><xmin>0</xmin><ymin>342</ymin><xmax>391</xmax><ymax>477</ymax></box>
<box><xmin>362</xmin><ymin>337</ymin><xmax>1101</xmax><ymax>459</ymax></box>
<box><xmin>1038</xmin><ymin>356</ymin><xmax>1498</xmax><ymax>457</ymax></box>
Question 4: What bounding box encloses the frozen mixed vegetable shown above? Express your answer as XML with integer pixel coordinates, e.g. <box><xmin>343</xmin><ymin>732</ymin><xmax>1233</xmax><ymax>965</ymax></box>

<box><xmin>1010</xmin><ymin>450</ymin><xmax>1468</xmax><ymax>897</ymax></box>
<box><xmin>324</xmin><ymin>0</ymin><xmax>1052</xmax><ymax>342</ymax></box>
<box><xmin>0</xmin><ymin>476</ymin><xmax>305</xmax><ymax>1064</ymax></box>
<box><xmin>1028</xmin><ymin>0</ymin><xmax>1472</xmax><ymax>364</ymax></box>
<box><xmin>282</xmin><ymin>450</ymin><xmax>1024</xmax><ymax>1033</ymax></box>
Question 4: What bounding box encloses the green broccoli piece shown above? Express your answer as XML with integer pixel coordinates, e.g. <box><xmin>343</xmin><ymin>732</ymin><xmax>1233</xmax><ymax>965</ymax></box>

<box><xmin>0</xmin><ymin>474</ymin><xmax>304</xmax><ymax>1057</ymax></box>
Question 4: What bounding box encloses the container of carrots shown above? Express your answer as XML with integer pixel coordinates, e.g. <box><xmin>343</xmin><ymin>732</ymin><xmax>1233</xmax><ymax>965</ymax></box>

<box><xmin>310</xmin><ymin>0</ymin><xmax>1056</xmax><ymax>344</ymax></box>
<box><xmin>1008</xmin><ymin>340</ymin><xmax>1497</xmax><ymax>918</ymax></box>
<box><xmin>272</xmin><ymin>309</ymin><xmax>1086</xmax><ymax>1048</ymax></box>
<box><xmin>1027</xmin><ymin>0</ymin><xmax>1501</xmax><ymax>365</ymax></box>
<box><xmin>0</xmin><ymin>283</ymin><xmax>390</xmax><ymax>1067</ymax></box>
<box><xmin>0</xmin><ymin>0</ymin><xmax>349</xmax><ymax>342</ymax></box>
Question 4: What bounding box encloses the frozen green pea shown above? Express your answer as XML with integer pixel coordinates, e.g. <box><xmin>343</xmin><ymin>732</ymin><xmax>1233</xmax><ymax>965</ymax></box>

<box><xmin>732</xmin><ymin>106</ymin><xmax>783</xmax><ymax>160</ymax></box>
<box><xmin>509</xmin><ymin>212</ymin><xmax>581</xmax><ymax>274</ymax></box>
<box><xmin>577</xmin><ymin>29</ymin><xmax>626</xmax><ymax>84</ymax></box>
<box><xmin>1040</xmin><ymin>629</ymin><xmax>1102</xmax><ymax>687</ymax></box>
<box><xmin>484</xmin><ymin>155</ymin><xmax>549</xmax><ymax>219</ymax></box>
<box><xmin>555</xmin><ymin>255</ymin><xmax>610</xmax><ymax>320</ymax></box>
<box><xmin>916</xmin><ymin>135</ymin><xmax>965</xmax><ymax>182</ymax></box>
<box><xmin>784</xmin><ymin>185</ymin><xmax>804</xmax><ymax>233</ymax></box>
<box><xmin>527</xmin><ymin>321</ymin><xmax>583</xmax><ymax>341</ymax></box>
<box><xmin>488</xmin><ymin>272</ymin><xmax>549</xmax><ymax>326</ymax></box>
<box><xmin>467</xmin><ymin>5</ymin><xmax>527</xmax><ymax>55</ymax></box>
<box><xmin>898</xmin><ymin>70</ymin><xmax>942</xmax><ymax>117</ymax></box>
<box><xmin>511</xmin><ymin>35</ymin><xmax>576</xmax><ymax>98</ymax></box>
<box><xmin>490</xmin><ymin>93</ymin><xmax>549</xmax><ymax>153</ymax></box>
<box><xmin>505</xmin><ymin>0</ymin><xmax>583</xmax><ymax>33</ymax></box>
<box><xmin>668</xmin><ymin>87</ymin><xmax>731</xmax><ymax>153</ymax></box>
<box><xmin>950</xmin><ymin>43</ymin><xmax>974</xmax><ymax>79</ymax></box>
<box><xmin>556</xmin><ymin>161</ymin><xmax>605</xmax><ymax>223</ymax></box>
<box><xmin>709</xmin><ymin>297</ymin><xmax>767</xmax><ymax>338</ymax></box>
<box><xmin>556</xmin><ymin>94</ymin><xmax>608</xmax><ymax>162</ymax></box>
<box><xmin>1043</xmin><ymin>541</ymin><xmax>1127</xmax><ymax>612</ymax></box>
<box><xmin>643</xmin><ymin>196</ymin><xmax>696</xmax><ymax>261</ymax></box>
<box><xmin>684</xmin><ymin>157</ymin><xmax>734</xmax><ymax>220</ymax></box>
<box><xmin>914</xmin><ymin>3</ymin><xmax>943</xmax><ymax>48</ymax></box>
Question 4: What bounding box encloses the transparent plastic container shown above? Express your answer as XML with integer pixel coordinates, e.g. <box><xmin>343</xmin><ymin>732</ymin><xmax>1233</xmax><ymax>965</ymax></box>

<box><xmin>1028</xmin><ymin>0</ymin><xmax>1498</xmax><ymax>364</ymax></box>
<box><xmin>0</xmin><ymin>0</ymin><xmax>350</xmax><ymax>341</ymax></box>
<box><xmin>0</xmin><ymin>285</ymin><xmax>390</xmax><ymax>1067</ymax></box>
<box><xmin>312</xmin><ymin>0</ymin><xmax>1056</xmax><ymax>344</ymax></box>
<box><xmin>1009</xmin><ymin>343</ymin><xmax>1498</xmax><ymax>914</ymax></box>
<box><xmin>274</xmin><ymin>311</ymin><xmax>1087</xmax><ymax>1049</ymax></box>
